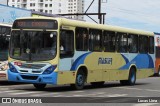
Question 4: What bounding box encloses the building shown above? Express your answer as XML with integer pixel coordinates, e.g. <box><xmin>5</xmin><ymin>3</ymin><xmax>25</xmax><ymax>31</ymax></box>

<box><xmin>0</xmin><ymin>0</ymin><xmax>8</xmax><ymax>5</ymax></box>
<box><xmin>0</xmin><ymin>4</ymin><xmax>31</xmax><ymax>24</ymax></box>
<box><xmin>8</xmin><ymin>0</ymin><xmax>84</xmax><ymax>20</ymax></box>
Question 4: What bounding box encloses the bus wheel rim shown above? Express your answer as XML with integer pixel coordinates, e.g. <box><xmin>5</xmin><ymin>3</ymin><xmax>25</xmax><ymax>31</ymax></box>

<box><xmin>131</xmin><ymin>72</ymin><xmax>135</xmax><ymax>83</ymax></box>
<box><xmin>77</xmin><ymin>75</ymin><xmax>83</xmax><ymax>86</ymax></box>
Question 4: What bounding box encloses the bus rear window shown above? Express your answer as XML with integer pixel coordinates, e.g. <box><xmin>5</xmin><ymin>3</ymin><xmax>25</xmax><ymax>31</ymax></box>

<box><xmin>13</xmin><ymin>19</ymin><xmax>58</xmax><ymax>29</ymax></box>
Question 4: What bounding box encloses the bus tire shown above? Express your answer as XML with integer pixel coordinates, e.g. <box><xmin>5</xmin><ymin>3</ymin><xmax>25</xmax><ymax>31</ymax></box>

<box><xmin>120</xmin><ymin>68</ymin><xmax>136</xmax><ymax>86</ymax></box>
<box><xmin>127</xmin><ymin>68</ymin><xmax>136</xmax><ymax>85</ymax></box>
<box><xmin>33</xmin><ymin>84</ymin><xmax>46</xmax><ymax>90</ymax></box>
<box><xmin>157</xmin><ymin>67</ymin><xmax>160</xmax><ymax>77</ymax></box>
<box><xmin>91</xmin><ymin>81</ymin><xmax>105</xmax><ymax>87</ymax></box>
<box><xmin>71</xmin><ymin>70</ymin><xmax>86</xmax><ymax>90</ymax></box>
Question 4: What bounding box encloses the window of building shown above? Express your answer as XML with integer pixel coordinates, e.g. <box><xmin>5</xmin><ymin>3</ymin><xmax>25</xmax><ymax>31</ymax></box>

<box><xmin>39</xmin><ymin>9</ymin><xmax>43</xmax><ymax>12</ymax></box>
<box><xmin>50</xmin><ymin>4</ymin><xmax>52</xmax><ymax>7</ymax></box>
<box><xmin>128</xmin><ymin>34</ymin><xmax>138</xmax><ymax>53</ymax></box>
<box><xmin>89</xmin><ymin>29</ymin><xmax>102</xmax><ymax>51</ymax></box>
<box><xmin>45</xmin><ymin>4</ymin><xmax>48</xmax><ymax>7</ymax></box>
<box><xmin>116</xmin><ymin>33</ymin><xmax>128</xmax><ymax>53</ymax></box>
<box><xmin>139</xmin><ymin>35</ymin><xmax>148</xmax><ymax>53</ymax></box>
<box><xmin>149</xmin><ymin>36</ymin><xmax>154</xmax><ymax>54</ymax></box>
<box><xmin>45</xmin><ymin>10</ymin><xmax>48</xmax><ymax>13</ymax></box>
<box><xmin>49</xmin><ymin>10</ymin><xmax>52</xmax><ymax>14</ymax></box>
<box><xmin>103</xmin><ymin>31</ymin><xmax>116</xmax><ymax>52</ymax></box>
<box><xmin>60</xmin><ymin>30</ymin><xmax>74</xmax><ymax>58</ymax></box>
<box><xmin>76</xmin><ymin>27</ymin><xmax>88</xmax><ymax>51</ymax></box>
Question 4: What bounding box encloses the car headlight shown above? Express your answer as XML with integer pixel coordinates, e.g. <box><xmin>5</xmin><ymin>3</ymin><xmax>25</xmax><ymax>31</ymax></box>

<box><xmin>9</xmin><ymin>63</ymin><xmax>18</xmax><ymax>73</ymax></box>
<box><xmin>42</xmin><ymin>65</ymin><xmax>57</xmax><ymax>74</ymax></box>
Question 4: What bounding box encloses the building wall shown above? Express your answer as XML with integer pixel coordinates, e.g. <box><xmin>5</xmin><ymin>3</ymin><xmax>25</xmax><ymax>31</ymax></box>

<box><xmin>0</xmin><ymin>4</ymin><xmax>31</xmax><ymax>24</ymax></box>
<box><xmin>8</xmin><ymin>0</ymin><xmax>84</xmax><ymax>20</ymax></box>
<box><xmin>0</xmin><ymin>0</ymin><xmax>8</xmax><ymax>5</ymax></box>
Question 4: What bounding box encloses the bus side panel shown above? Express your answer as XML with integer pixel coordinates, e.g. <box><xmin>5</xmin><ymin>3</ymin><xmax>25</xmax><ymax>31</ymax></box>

<box><xmin>154</xmin><ymin>33</ymin><xmax>160</xmax><ymax>74</ymax></box>
<box><xmin>83</xmin><ymin>52</ymin><xmax>104</xmax><ymax>82</ymax></box>
<box><xmin>102</xmin><ymin>53</ymin><xmax>128</xmax><ymax>81</ymax></box>
<box><xmin>136</xmin><ymin>69</ymin><xmax>154</xmax><ymax>79</ymax></box>
<box><xmin>57</xmin><ymin>71</ymin><xmax>76</xmax><ymax>85</ymax></box>
<box><xmin>119</xmin><ymin>53</ymin><xmax>154</xmax><ymax>79</ymax></box>
<box><xmin>155</xmin><ymin>58</ymin><xmax>160</xmax><ymax>73</ymax></box>
<box><xmin>155</xmin><ymin>47</ymin><xmax>160</xmax><ymax>74</ymax></box>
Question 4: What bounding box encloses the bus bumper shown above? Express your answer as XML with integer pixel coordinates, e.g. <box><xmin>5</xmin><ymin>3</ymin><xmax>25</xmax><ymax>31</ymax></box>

<box><xmin>7</xmin><ymin>69</ymin><xmax>58</xmax><ymax>84</ymax></box>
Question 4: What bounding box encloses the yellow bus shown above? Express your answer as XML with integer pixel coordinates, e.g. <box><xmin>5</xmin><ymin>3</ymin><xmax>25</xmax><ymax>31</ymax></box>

<box><xmin>7</xmin><ymin>17</ymin><xmax>154</xmax><ymax>90</ymax></box>
<box><xmin>0</xmin><ymin>23</ymin><xmax>11</xmax><ymax>80</ymax></box>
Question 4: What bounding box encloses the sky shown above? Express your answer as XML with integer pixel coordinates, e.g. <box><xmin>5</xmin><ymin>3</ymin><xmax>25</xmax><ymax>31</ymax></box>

<box><xmin>84</xmin><ymin>0</ymin><xmax>160</xmax><ymax>33</ymax></box>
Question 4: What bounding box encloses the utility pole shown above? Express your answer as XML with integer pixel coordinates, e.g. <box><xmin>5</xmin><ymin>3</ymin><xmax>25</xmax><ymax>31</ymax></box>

<box><xmin>98</xmin><ymin>0</ymin><xmax>102</xmax><ymax>24</ymax></box>
<box><xmin>33</xmin><ymin>0</ymin><xmax>107</xmax><ymax>24</ymax></box>
<box><xmin>7</xmin><ymin>0</ymin><xmax>9</xmax><ymax>6</ymax></box>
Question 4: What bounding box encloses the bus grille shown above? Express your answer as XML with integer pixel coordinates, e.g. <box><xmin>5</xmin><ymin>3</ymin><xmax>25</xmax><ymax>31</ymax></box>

<box><xmin>21</xmin><ymin>75</ymin><xmax>38</xmax><ymax>80</ymax></box>
<box><xmin>19</xmin><ymin>64</ymin><xmax>46</xmax><ymax>69</ymax></box>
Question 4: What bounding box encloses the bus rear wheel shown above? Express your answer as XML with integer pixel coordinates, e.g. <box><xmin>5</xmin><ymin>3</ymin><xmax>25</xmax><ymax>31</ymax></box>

<box><xmin>157</xmin><ymin>67</ymin><xmax>160</xmax><ymax>77</ymax></box>
<box><xmin>33</xmin><ymin>84</ymin><xmax>46</xmax><ymax>90</ymax></box>
<box><xmin>120</xmin><ymin>68</ymin><xmax>136</xmax><ymax>86</ymax></box>
<box><xmin>71</xmin><ymin>70</ymin><xmax>86</xmax><ymax>90</ymax></box>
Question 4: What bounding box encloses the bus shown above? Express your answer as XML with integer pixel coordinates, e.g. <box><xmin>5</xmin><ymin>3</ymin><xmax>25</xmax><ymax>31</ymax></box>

<box><xmin>0</xmin><ymin>23</ymin><xmax>11</xmax><ymax>80</ymax></box>
<box><xmin>7</xmin><ymin>17</ymin><xmax>154</xmax><ymax>90</ymax></box>
<box><xmin>154</xmin><ymin>32</ymin><xmax>160</xmax><ymax>76</ymax></box>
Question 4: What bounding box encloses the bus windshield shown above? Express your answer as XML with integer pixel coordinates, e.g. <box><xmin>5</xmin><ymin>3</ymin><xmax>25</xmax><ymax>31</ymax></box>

<box><xmin>0</xmin><ymin>26</ymin><xmax>10</xmax><ymax>61</ymax></box>
<box><xmin>10</xmin><ymin>31</ymin><xmax>57</xmax><ymax>61</ymax></box>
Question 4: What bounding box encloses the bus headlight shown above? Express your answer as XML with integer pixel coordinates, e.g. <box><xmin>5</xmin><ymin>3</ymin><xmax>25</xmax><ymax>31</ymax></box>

<box><xmin>9</xmin><ymin>63</ymin><xmax>18</xmax><ymax>73</ymax></box>
<box><xmin>0</xmin><ymin>63</ymin><xmax>8</xmax><ymax>71</ymax></box>
<box><xmin>42</xmin><ymin>65</ymin><xmax>57</xmax><ymax>74</ymax></box>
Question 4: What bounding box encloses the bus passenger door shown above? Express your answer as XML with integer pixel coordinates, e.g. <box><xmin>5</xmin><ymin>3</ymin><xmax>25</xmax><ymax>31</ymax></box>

<box><xmin>59</xmin><ymin>30</ymin><xmax>74</xmax><ymax>71</ymax></box>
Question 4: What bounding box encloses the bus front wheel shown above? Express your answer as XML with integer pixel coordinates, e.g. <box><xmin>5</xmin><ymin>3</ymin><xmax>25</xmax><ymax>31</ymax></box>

<box><xmin>71</xmin><ymin>70</ymin><xmax>86</xmax><ymax>90</ymax></box>
<box><xmin>33</xmin><ymin>84</ymin><xmax>46</xmax><ymax>90</ymax></box>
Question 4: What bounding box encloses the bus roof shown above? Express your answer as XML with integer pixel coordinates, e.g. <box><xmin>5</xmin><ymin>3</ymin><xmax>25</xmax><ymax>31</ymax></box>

<box><xmin>0</xmin><ymin>23</ymin><xmax>12</xmax><ymax>27</ymax></box>
<box><xmin>154</xmin><ymin>32</ymin><xmax>160</xmax><ymax>35</ymax></box>
<box><xmin>14</xmin><ymin>17</ymin><xmax>154</xmax><ymax>36</ymax></box>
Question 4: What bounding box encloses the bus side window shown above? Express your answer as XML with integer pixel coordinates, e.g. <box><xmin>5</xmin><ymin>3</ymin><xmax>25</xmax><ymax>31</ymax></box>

<box><xmin>116</xmin><ymin>33</ymin><xmax>128</xmax><ymax>53</ymax></box>
<box><xmin>89</xmin><ymin>29</ymin><xmax>102</xmax><ymax>51</ymax></box>
<box><xmin>149</xmin><ymin>36</ymin><xmax>154</xmax><ymax>54</ymax></box>
<box><xmin>76</xmin><ymin>27</ymin><xmax>88</xmax><ymax>51</ymax></box>
<box><xmin>128</xmin><ymin>34</ymin><xmax>138</xmax><ymax>53</ymax></box>
<box><xmin>139</xmin><ymin>35</ymin><xmax>148</xmax><ymax>53</ymax></box>
<box><xmin>60</xmin><ymin>30</ymin><xmax>74</xmax><ymax>58</ymax></box>
<box><xmin>103</xmin><ymin>31</ymin><xmax>116</xmax><ymax>52</ymax></box>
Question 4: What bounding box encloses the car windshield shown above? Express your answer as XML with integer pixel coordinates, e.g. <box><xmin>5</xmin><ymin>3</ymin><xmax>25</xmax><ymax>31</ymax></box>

<box><xmin>0</xmin><ymin>26</ymin><xmax>10</xmax><ymax>61</ymax></box>
<box><xmin>10</xmin><ymin>30</ymin><xmax>57</xmax><ymax>61</ymax></box>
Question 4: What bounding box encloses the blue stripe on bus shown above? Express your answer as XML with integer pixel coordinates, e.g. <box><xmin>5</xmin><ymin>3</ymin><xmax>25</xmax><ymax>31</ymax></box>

<box><xmin>121</xmin><ymin>54</ymin><xmax>129</xmax><ymax>64</ymax></box>
<box><xmin>119</xmin><ymin>54</ymin><xmax>154</xmax><ymax>70</ymax></box>
<box><xmin>70</xmin><ymin>52</ymin><xmax>92</xmax><ymax>71</ymax></box>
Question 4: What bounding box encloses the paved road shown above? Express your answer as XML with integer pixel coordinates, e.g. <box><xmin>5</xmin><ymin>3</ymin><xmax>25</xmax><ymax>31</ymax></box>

<box><xmin>0</xmin><ymin>77</ymin><xmax>160</xmax><ymax>106</ymax></box>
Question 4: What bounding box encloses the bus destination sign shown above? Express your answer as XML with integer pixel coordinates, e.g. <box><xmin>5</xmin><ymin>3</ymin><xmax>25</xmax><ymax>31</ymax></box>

<box><xmin>13</xmin><ymin>19</ymin><xmax>58</xmax><ymax>29</ymax></box>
